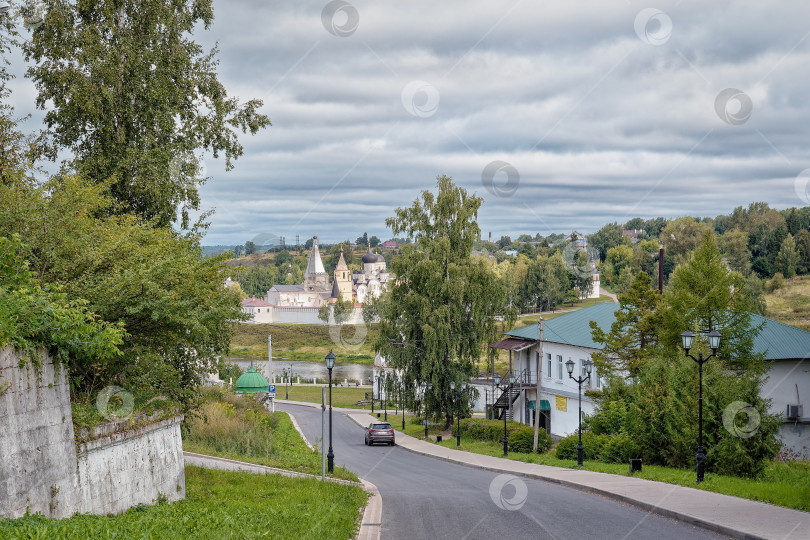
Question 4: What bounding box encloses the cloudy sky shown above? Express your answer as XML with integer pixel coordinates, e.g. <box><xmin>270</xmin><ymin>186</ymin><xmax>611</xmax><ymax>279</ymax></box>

<box><xmin>9</xmin><ymin>1</ymin><xmax>810</xmax><ymax>245</ymax></box>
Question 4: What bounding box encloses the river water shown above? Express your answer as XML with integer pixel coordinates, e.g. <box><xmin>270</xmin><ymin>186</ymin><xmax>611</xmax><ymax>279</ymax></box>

<box><xmin>230</xmin><ymin>357</ymin><xmax>374</xmax><ymax>384</ymax></box>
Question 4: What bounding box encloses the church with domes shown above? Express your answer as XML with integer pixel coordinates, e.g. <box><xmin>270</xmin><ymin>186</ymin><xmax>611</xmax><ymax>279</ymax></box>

<box><xmin>264</xmin><ymin>236</ymin><xmax>392</xmax><ymax>310</ymax></box>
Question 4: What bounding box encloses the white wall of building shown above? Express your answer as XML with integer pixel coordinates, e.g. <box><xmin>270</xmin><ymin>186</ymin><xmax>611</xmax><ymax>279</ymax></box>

<box><xmin>761</xmin><ymin>358</ymin><xmax>809</xmax><ymax>458</ymax></box>
<box><xmin>502</xmin><ymin>341</ymin><xmax>601</xmax><ymax>438</ymax></box>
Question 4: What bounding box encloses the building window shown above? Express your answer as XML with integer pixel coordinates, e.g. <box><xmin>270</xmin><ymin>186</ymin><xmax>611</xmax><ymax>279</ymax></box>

<box><xmin>580</xmin><ymin>359</ymin><xmax>587</xmax><ymax>377</ymax></box>
<box><xmin>595</xmin><ymin>371</ymin><xmax>601</xmax><ymax>388</ymax></box>
<box><xmin>557</xmin><ymin>355</ymin><xmax>563</xmax><ymax>379</ymax></box>
<box><xmin>546</xmin><ymin>353</ymin><xmax>552</xmax><ymax>378</ymax></box>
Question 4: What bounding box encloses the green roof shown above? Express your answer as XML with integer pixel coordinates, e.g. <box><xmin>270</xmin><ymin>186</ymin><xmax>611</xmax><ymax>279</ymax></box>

<box><xmin>507</xmin><ymin>303</ymin><xmax>620</xmax><ymax>349</ymax></box>
<box><xmin>234</xmin><ymin>365</ymin><xmax>269</xmax><ymax>394</ymax></box>
<box><xmin>749</xmin><ymin>313</ymin><xmax>810</xmax><ymax>361</ymax></box>
<box><xmin>506</xmin><ymin>303</ymin><xmax>810</xmax><ymax>361</ymax></box>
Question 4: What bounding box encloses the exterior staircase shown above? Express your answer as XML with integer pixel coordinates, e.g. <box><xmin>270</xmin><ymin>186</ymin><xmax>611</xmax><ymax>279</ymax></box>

<box><xmin>492</xmin><ymin>369</ymin><xmax>528</xmax><ymax>421</ymax></box>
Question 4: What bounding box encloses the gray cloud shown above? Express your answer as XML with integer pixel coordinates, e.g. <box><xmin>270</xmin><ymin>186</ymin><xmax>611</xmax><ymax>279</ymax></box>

<box><xmin>7</xmin><ymin>0</ymin><xmax>810</xmax><ymax>245</ymax></box>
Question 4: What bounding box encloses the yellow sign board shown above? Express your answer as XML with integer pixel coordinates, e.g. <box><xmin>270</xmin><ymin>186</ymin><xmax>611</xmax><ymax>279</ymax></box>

<box><xmin>556</xmin><ymin>395</ymin><xmax>567</xmax><ymax>412</ymax></box>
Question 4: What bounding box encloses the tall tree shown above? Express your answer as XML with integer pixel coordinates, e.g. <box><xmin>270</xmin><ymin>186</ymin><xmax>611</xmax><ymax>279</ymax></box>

<box><xmin>519</xmin><ymin>254</ymin><xmax>569</xmax><ymax>311</ymax></box>
<box><xmin>587</xmin><ymin>223</ymin><xmax>624</xmax><ymax>262</ymax></box>
<box><xmin>590</xmin><ymin>272</ymin><xmax>663</xmax><ymax>378</ymax></box>
<box><xmin>0</xmin><ymin>175</ymin><xmax>246</xmax><ymax>406</ymax></box>
<box><xmin>775</xmin><ymin>233</ymin><xmax>799</xmax><ymax>278</ymax></box>
<box><xmin>662</xmin><ymin>232</ymin><xmax>761</xmax><ymax>371</ymax></box>
<box><xmin>795</xmin><ymin>229</ymin><xmax>810</xmax><ymax>274</ymax></box>
<box><xmin>24</xmin><ymin>0</ymin><xmax>270</xmax><ymax>227</ymax></box>
<box><xmin>368</xmin><ymin>176</ymin><xmax>513</xmax><ymax>427</ymax></box>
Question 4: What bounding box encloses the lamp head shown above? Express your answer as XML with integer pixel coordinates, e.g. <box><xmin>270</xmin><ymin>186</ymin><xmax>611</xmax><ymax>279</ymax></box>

<box><xmin>707</xmin><ymin>330</ymin><xmax>721</xmax><ymax>351</ymax></box>
<box><xmin>565</xmin><ymin>359</ymin><xmax>575</xmax><ymax>375</ymax></box>
<box><xmin>584</xmin><ymin>360</ymin><xmax>593</xmax><ymax>374</ymax></box>
<box><xmin>324</xmin><ymin>350</ymin><xmax>336</xmax><ymax>369</ymax></box>
<box><xmin>450</xmin><ymin>381</ymin><xmax>455</xmax><ymax>391</ymax></box>
<box><xmin>426</xmin><ymin>382</ymin><xmax>432</xmax><ymax>391</ymax></box>
<box><xmin>680</xmin><ymin>330</ymin><xmax>694</xmax><ymax>352</ymax></box>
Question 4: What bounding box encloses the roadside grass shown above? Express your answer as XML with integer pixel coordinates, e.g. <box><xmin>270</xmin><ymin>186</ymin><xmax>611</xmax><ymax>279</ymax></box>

<box><xmin>388</xmin><ymin>412</ymin><xmax>810</xmax><ymax>512</ymax></box>
<box><xmin>278</xmin><ymin>385</ymin><xmax>373</xmax><ymax>409</ymax></box>
<box><xmin>765</xmin><ymin>275</ymin><xmax>810</xmax><ymax>331</ymax></box>
<box><xmin>0</xmin><ymin>466</ymin><xmax>367</xmax><ymax>540</ymax></box>
<box><xmin>184</xmin><ymin>387</ymin><xmax>357</xmax><ymax>481</ymax></box>
<box><xmin>231</xmin><ymin>322</ymin><xmax>379</xmax><ymax>364</ymax></box>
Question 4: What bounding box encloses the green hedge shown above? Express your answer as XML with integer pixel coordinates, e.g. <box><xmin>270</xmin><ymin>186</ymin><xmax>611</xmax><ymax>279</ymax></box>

<box><xmin>555</xmin><ymin>431</ymin><xmax>641</xmax><ymax>463</ymax></box>
<box><xmin>458</xmin><ymin>418</ymin><xmax>552</xmax><ymax>453</ymax></box>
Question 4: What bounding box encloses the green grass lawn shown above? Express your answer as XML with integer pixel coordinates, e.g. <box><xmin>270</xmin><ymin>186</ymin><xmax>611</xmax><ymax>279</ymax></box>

<box><xmin>0</xmin><ymin>466</ymin><xmax>367</xmax><ymax>540</ymax></box>
<box><xmin>277</xmin><ymin>384</ymin><xmax>373</xmax><ymax>409</ymax></box>
<box><xmin>231</xmin><ymin>322</ymin><xmax>379</xmax><ymax>364</ymax></box>
<box><xmin>387</xmin><ymin>412</ymin><xmax>810</xmax><ymax>512</ymax></box>
<box><xmin>184</xmin><ymin>388</ymin><xmax>358</xmax><ymax>481</ymax></box>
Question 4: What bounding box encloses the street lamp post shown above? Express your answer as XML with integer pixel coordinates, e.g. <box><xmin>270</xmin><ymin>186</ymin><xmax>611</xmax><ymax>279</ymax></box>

<box><xmin>681</xmin><ymin>330</ymin><xmax>721</xmax><ymax>484</ymax></box>
<box><xmin>566</xmin><ymin>359</ymin><xmax>592</xmax><ymax>467</ymax></box>
<box><xmin>325</xmin><ymin>350</ymin><xmax>336</xmax><ymax>474</ymax></box>
<box><xmin>383</xmin><ymin>374</ymin><xmax>388</xmax><ymax>422</ymax></box>
<box><xmin>371</xmin><ymin>375</ymin><xmax>376</xmax><ymax>413</ymax></box>
<box><xmin>450</xmin><ymin>381</ymin><xmax>467</xmax><ymax>447</ymax></box>
<box><xmin>401</xmin><ymin>380</ymin><xmax>406</xmax><ymax>431</ymax></box>
<box><xmin>284</xmin><ymin>369</ymin><xmax>289</xmax><ymax>400</ymax></box>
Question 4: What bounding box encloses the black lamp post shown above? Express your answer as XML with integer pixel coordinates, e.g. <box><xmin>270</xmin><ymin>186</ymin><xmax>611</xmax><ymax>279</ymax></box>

<box><xmin>401</xmin><ymin>380</ymin><xmax>406</xmax><ymax>430</ymax></box>
<box><xmin>681</xmin><ymin>329</ymin><xmax>721</xmax><ymax>484</ymax></box>
<box><xmin>284</xmin><ymin>369</ymin><xmax>289</xmax><ymax>400</ymax></box>
<box><xmin>450</xmin><ymin>381</ymin><xmax>467</xmax><ymax>447</ymax></box>
<box><xmin>494</xmin><ymin>373</ymin><xmax>508</xmax><ymax>457</ymax></box>
<box><xmin>566</xmin><ymin>358</ymin><xmax>592</xmax><ymax>467</ymax></box>
<box><xmin>383</xmin><ymin>373</ymin><xmax>388</xmax><ymax>422</ymax></box>
<box><xmin>371</xmin><ymin>375</ymin><xmax>376</xmax><ymax>414</ymax></box>
<box><xmin>325</xmin><ymin>350</ymin><xmax>336</xmax><ymax>474</ymax></box>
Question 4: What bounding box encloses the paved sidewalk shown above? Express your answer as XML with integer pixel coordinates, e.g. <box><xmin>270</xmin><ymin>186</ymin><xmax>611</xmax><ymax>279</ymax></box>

<box><xmin>338</xmin><ymin>406</ymin><xmax>806</xmax><ymax>540</ymax></box>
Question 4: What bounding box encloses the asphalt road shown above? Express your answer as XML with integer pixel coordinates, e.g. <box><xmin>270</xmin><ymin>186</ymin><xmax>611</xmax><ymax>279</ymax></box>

<box><xmin>277</xmin><ymin>403</ymin><xmax>725</xmax><ymax>540</ymax></box>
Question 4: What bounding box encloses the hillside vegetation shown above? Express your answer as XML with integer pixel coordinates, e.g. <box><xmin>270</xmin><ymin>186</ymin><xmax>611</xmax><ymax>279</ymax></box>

<box><xmin>765</xmin><ymin>275</ymin><xmax>810</xmax><ymax>331</ymax></box>
<box><xmin>231</xmin><ymin>323</ymin><xmax>379</xmax><ymax>363</ymax></box>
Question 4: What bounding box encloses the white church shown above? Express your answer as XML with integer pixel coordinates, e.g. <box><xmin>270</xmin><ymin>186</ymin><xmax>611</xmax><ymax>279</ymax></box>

<box><xmin>241</xmin><ymin>236</ymin><xmax>392</xmax><ymax>324</ymax></box>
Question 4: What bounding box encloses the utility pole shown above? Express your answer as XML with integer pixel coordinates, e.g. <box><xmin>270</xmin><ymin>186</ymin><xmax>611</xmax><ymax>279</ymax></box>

<box><xmin>533</xmin><ymin>318</ymin><xmax>544</xmax><ymax>451</ymax></box>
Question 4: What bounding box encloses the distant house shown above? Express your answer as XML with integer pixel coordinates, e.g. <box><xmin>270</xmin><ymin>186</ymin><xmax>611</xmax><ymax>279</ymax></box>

<box><xmin>241</xmin><ymin>297</ymin><xmax>273</xmax><ymax>323</ymax></box>
<box><xmin>622</xmin><ymin>229</ymin><xmax>641</xmax><ymax>243</ymax></box>
<box><xmin>489</xmin><ymin>303</ymin><xmax>810</xmax><ymax>457</ymax></box>
<box><xmin>381</xmin><ymin>241</ymin><xmax>398</xmax><ymax>249</ymax></box>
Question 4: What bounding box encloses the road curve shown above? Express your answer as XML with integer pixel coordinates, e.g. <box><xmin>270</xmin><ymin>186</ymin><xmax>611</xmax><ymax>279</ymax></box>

<box><xmin>278</xmin><ymin>403</ymin><xmax>724</xmax><ymax>540</ymax></box>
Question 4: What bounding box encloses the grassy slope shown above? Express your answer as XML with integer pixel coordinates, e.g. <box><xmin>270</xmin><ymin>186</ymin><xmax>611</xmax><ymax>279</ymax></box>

<box><xmin>765</xmin><ymin>275</ymin><xmax>810</xmax><ymax>331</ymax></box>
<box><xmin>0</xmin><ymin>466</ymin><xmax>367</xmax><ymax>540</ymax></box>
<box><xmin>184</xmin><ymin>389</ymin><xmax>358</xmax><ymax>481</ymax></box>
<box><xmin>385</xmin><ymin>411</ymin><xmax>810</xmax><ymax>512</ymax></box>
<box><xmin>231</xmin><ymin>323</ymin><xmax>378</xmax><ymax>364</ymax></box>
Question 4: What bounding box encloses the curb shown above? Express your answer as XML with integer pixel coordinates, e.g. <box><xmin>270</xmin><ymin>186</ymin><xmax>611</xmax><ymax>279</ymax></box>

<box><xmin>274</xmin><ymin>405</ymin><xmax>382</xmax><ymax>540</ymax></box>
<box><xmin>183</xmin><ymin>451</ymin><xmax>359</xmax><ymax>486</ymax></box>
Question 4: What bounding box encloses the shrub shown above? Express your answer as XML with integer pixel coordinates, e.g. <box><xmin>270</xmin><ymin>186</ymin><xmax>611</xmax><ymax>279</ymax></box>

<box><xmin>555</xmin><ymin>432</ymin><xmax>609</xmax><ymax>461</ymax></box>
<box><xmin>599</xmin><ymin>433</ymin><xmax>640</xmax><ymax>463</ymax></box>
<box><xmin>458</xmin><ymin>418</ymin><xmax>552</xmax><ymax>452</ymax></box>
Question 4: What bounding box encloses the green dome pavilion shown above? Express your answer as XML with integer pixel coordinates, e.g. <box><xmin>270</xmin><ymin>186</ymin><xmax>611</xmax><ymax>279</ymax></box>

<box><xmin>234</xmin><ymin>365</ymin><xmax>269</xmax><ymax>394</ymax></box>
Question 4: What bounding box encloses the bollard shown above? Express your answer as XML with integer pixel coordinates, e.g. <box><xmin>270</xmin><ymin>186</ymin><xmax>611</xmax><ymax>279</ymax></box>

<box><xmin>629</xmin><ymin>459</ymin><xmax>642</xmax><ymax>474</ymax></box>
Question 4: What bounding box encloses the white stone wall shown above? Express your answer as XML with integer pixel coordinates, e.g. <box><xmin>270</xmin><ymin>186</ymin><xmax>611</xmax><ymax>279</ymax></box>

<box><xmin>0</xmin><ymin>347</ymin><xmax>186</xmax><ymax>519</ymax></box>
<box><xmin>76</xmin><ymin>416</ymin><xmax>186</xmax><ymax>515</ymax></box>
<box><xmin>0</xmin><ymin>348</ymin><xmax>81</xmax><ymax>519</ymax></box>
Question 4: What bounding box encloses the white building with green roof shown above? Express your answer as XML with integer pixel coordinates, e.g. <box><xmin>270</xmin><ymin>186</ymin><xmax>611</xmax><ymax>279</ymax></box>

<box><xmin>491</xmin><ymin>303</ymin><xmax>810</xmax><ymax>457</ymax></box>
